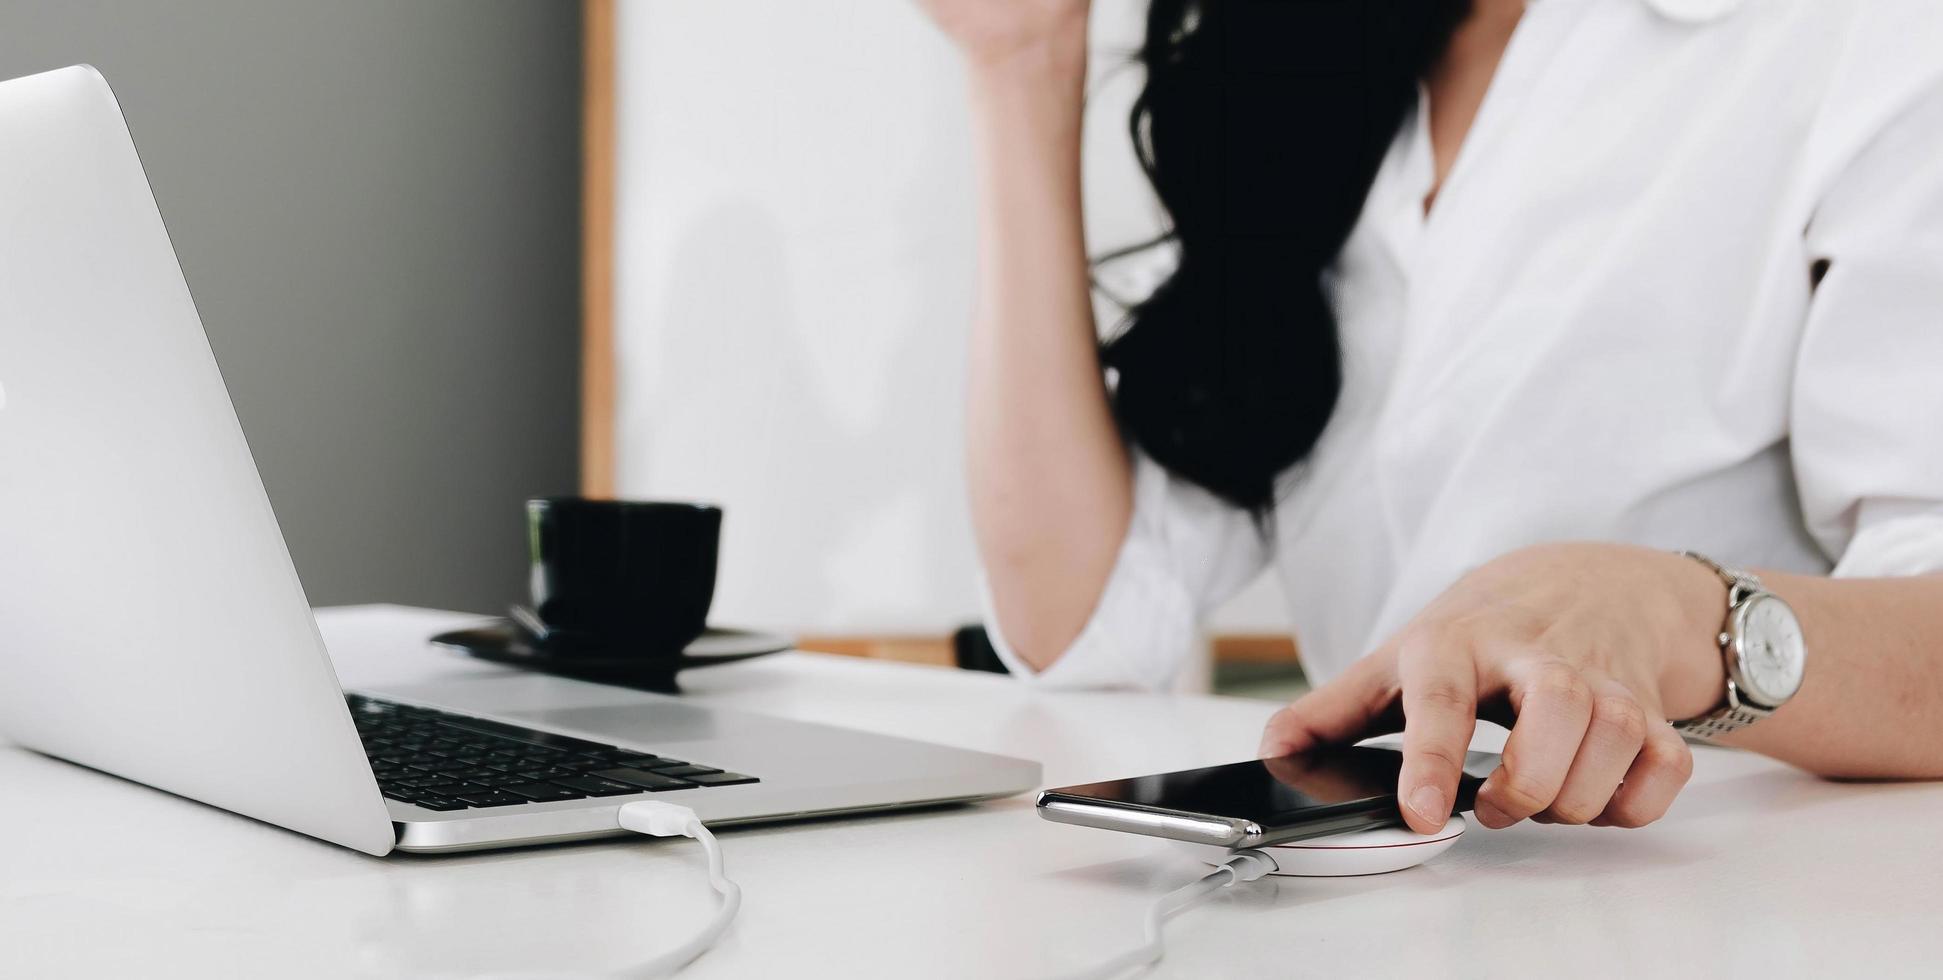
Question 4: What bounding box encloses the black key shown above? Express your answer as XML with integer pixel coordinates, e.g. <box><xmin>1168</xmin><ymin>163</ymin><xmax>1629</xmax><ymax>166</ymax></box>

<box><xmin>642</xmin><ymin>758</ymin><xmax>691</xmax><ymax>770</ymax></box>
<box><xmin>381</xmin><ymin>788</ymin><xmax>419</xmax><ymax>802</ymax></box>
<box><xmin>685</xmin><ymin>772</ymin><xmax>760</xmax><ymax>787</ymax></box>
<box><xmin>501</xmin><ymin>782</ymin><xmax>585</xmax><ymax>802</ymax></box>
<box><xmin>559</xmin><ymin>756</ymin><xmax>613</xmax><ymax>771</ymax></box>
<box><xmin>517</xmin><ymin>768</ymin><xmax>576</xmax><ymax>781</ymax></box>
<box><xmin>427</xmin><ymin>760</ymin><xmax>475</xmax><ymax>774</ymax></box>
<box><xmin>654</xmin><ymin>765</ymin><xmax>722</xmax><ymax>778</ymax></box>
<box><xmin>550</xmin><ymin>775</ymin><xmax>643</xmax><ymax>797</ymax></box>
<box><xmin>433</xmin><ymin>717</ymin><xmax>617</xmax><ymax>755</ymax></box>
<box><xmin>453</xmin><ymin>790</ymin><xmax>530</xmax><ymax>808</ymax></box>
<box><xmin>412</xmin><ymin>797</ymin><xmax>467</xmax><ymax>811</ymax></box>
<box><xmin>593</xmin><ymin>768</ymin><xmax>697</xmax><ymax>792</ymax></box>
<box><xmin>515</xmin><ymin>730</ymin><xmax>621</xmax><ymax>754</ymax></box>
<box><xmin>609</xmin><ymin>755</ymin><xmax>660</xmax><ymax>767</ymax></box>
<box><xmin>465</xmin><ymin>771</ymin><xmax>523</xmax><ymax>787</ymax></box>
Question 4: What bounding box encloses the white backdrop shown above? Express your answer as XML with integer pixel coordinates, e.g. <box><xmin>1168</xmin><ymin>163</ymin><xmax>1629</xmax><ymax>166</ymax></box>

<box><xmin>613</xmin><ymin>0</ymin><xmax>1284</xmax><ymax>635</ymax></box>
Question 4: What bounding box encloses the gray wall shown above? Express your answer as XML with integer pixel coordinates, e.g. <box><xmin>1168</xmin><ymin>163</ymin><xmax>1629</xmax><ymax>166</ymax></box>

<box><xmin>0</xmin><ymin>1</ymin><xmax>582</xmax><ymax>614</ymax></box>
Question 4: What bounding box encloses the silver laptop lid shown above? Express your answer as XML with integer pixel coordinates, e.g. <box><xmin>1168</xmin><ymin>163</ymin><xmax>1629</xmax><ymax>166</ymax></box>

<box><xmin>0</xmin><ymin>66</ymin><xmax>393</xmax><ymax>856</ymax></box>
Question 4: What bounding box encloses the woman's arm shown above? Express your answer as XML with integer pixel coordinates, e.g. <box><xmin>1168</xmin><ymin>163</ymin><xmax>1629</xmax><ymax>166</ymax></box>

<box><xmin>1727</xmin><ymin>570</ymin><xmax>1943</xmax><ymax>779</ymax></box>
<box><xmin>1259</xmin><ymin>543</ymin><xmax>1943</xmax><ymax>837</ymax></box>
<box><xmin>919</xmin><ymin>2</ymin><xmax>1133</xmax><ymax>670</ymax></box>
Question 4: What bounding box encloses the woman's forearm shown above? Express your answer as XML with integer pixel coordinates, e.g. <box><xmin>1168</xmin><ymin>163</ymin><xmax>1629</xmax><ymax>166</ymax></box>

<box><xmin>1262</xmin><ymin>543</ymin><xmax>1943</xmax><ymax>836</ymax></box>
<box><xmin>961</xmin><ymin>37</ymin><xmax>1133</xmax><ymax>670</ymax></box>
<box><xmin>1723</xmin><ymin>571</ymin><xmax>1943</xmax><ymax>779</ymax></box>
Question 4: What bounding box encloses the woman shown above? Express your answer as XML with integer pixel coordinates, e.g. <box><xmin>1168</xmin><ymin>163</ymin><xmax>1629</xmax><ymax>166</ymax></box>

<box><xmin>917</xmin><ymin>0</ymin><xmax>1943</xmax><ymax>836</ymax></box>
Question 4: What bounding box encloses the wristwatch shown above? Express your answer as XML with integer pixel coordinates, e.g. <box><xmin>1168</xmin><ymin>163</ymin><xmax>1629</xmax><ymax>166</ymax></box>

<box><xmin>1670</xmin><ymin>551</ymin><xmax>1807</xmax><ymax>741</ymax></box>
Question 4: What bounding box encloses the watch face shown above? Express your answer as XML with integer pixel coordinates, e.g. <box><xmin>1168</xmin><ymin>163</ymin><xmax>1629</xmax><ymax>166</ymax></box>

<box><xmin>1731</xmin><ymin>595</ymin><xmax>1806</xmax><ymax>706</ymax></box>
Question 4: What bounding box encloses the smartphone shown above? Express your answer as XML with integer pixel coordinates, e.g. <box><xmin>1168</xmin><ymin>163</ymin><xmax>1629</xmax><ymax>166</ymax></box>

<box><xmin>1036</xmin><ymin>745</ymin><xmax>1502</xmax><ymax>848</ymax></box>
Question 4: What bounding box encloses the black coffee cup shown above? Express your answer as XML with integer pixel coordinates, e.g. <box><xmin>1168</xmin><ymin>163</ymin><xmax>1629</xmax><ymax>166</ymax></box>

<box><xmin>524</xmin><ymin>497</ymin><xmax>722</xmax><ymax>660</ymax></box>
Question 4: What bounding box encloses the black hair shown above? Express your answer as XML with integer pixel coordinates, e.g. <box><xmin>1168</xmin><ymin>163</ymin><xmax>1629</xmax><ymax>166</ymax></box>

<box><xmin>1101</xmin><ymin>0</ymin><xmax>1468</xmax><ymax>513</ymax></box>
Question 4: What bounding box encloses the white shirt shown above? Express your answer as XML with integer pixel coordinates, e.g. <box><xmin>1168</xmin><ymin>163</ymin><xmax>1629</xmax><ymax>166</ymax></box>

<box><xmin>983</xmin><ymin>0</ymin><xmax>1943</xmax><ymax>689</ymax></box>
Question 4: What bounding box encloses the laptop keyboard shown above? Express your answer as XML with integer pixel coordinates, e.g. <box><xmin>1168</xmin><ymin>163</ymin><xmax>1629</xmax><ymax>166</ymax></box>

<box><xmin>347</xmin><ymin>694</ymin><xmax>758</xmax><ymax>812</ymax></box>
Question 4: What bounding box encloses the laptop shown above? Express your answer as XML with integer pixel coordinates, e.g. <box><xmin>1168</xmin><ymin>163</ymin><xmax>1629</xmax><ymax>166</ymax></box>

<box><xmin>0</xmin><ymin>66</ymin><xmax>1040</xmax><ymax>856</ymax></box>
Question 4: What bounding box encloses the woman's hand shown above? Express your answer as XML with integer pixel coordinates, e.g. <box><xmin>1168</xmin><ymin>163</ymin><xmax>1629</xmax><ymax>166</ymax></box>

<box><xmin>913</xmin><ymin>0</ymin><xmax>1091</xmax><ymax>69</ymax></box>
<box><xmin>1260</xmin><ymin>542</ymin><xmax>1730</xmax><ymax>833</ymax></box>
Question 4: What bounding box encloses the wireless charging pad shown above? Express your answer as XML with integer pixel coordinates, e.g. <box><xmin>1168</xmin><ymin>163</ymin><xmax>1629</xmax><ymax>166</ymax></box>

<box><xmin>1198</xmin><ymin>815</ymin><xmax>1466</xmax><ymax>877</ymax></box>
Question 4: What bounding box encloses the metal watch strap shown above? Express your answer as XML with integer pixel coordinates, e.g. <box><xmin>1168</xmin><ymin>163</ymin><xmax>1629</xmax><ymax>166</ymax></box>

<box><xmin>1678</xmin><ymin>550</ymin><xmax>1765</xmax><ymax>605</ymax></box>
<box><xmin>1670</xmin><ymin>551</ymin><xmax>1772</xmax><ymax>742</ymax></box>
<box><xmin>1672</xmin><ymin>701</ymin><xmax>1772</xmax><ymax>741</ymax></box>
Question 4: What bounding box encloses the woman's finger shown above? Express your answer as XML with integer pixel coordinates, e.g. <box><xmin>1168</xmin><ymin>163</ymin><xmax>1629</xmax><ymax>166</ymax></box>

<box><xmin>1258</xmin><ymin>648</ymin><xmax>1398</xmax><ymax>758</ymax></box>
<box><xmin>1597</xmin><ymin>719</ymin><xmax>1694</xmax><ymax>828</ymax></box>
<box><xmin>1543</xmin><ymin>676</ymin><xmax>1648</xmax><ymax>824</ymax></box>
<box><xmin>1475</xmin><ymin>658</ymin><xmax>1594</xmax><ymax>828</ymax></box>
<box><xmin>1394</xmin><ymin>631</ymin><xmax>1481</xmax><ymax>834</ymax></box>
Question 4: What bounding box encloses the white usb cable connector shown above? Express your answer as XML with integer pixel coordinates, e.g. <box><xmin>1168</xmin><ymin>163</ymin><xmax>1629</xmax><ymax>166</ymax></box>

<box><xmin>470</xmin><ymin>801</ymin><xmax>741</xmax><ymax>980</ymax></box>
<box><xmin>614</xmin><ymin>801</ymin><xmax>743</xmax><ymax>977</ymax></box>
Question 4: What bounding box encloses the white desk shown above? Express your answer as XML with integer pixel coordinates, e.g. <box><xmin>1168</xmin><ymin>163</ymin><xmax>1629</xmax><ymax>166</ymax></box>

<box><xmin>3</xmin><ymin>605</ymin><xmax>1940</xmax><ymax>979</ymax></box>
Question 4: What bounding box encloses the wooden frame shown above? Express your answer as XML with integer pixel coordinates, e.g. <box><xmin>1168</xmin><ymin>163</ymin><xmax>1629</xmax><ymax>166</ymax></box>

<box><xmin>798</xmin><ymin>633</ymin><xmax>1299</xmax><ymax>669</ymax></box>
<box><xmin>581</xmin><ymin>0</ymin><xmax>617</xmax><ymax>496</ymax></box>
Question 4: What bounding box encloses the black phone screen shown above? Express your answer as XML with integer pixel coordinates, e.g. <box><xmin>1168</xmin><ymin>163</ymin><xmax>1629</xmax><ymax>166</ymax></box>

<box><xmin>1041</xmin><ymin>745</ymin><xmax>1500</xmax><ymax>835</ymax></box>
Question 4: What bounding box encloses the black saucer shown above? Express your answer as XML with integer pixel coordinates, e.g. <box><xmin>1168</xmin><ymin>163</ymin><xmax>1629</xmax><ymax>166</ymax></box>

<box><xmin>430</xmin><ymin>618</ymin><xmax>792</xmax><ymax>694</ymax></box>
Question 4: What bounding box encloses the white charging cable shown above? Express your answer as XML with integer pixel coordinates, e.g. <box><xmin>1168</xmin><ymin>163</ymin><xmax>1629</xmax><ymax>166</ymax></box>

<box><xmin>467</xmin><ymin>801</ymin><xmax>739</xmax><ymax>980</ymax></box>
<box><xmin>613</xmin><ymin>801</ymin><xmax>743</xmax><ymax>977</ymax></box>
<box><xmin>1049</xmin><ymin>848</ymin><xmax>1280</xmax><ymax>980</ymax></box>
